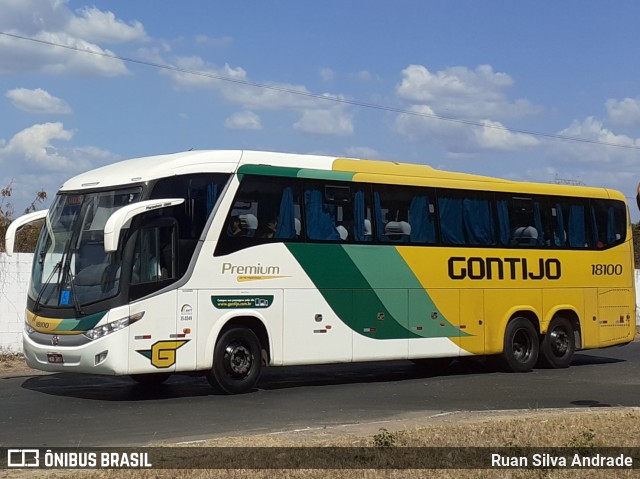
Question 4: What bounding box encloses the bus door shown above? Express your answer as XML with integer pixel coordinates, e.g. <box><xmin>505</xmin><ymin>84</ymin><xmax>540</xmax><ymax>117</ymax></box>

<box><xmin>125</xmin><ymin>218</ymin><xmax>184</xmax><ymax>374</ymax></box>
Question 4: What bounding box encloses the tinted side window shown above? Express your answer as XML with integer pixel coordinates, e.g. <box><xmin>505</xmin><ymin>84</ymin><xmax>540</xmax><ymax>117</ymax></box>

<box><xmin>302</xmin><ymin>182</ymin><xmax>373</xmax><ymax>243</ymax></box>
<box><xmin>373</xmin><ymin>185</ymin><xmax>436</xmax><ymax>244</ymax></box>
<box><xmin>550</xmin><ymin>199</ymin><xmax>593</xmax><ymax>248</ymax></box>
<box><xmin>437</xmin><ymin>190</ymin><xmax>496</xmax><ymax>246</ymax></box>
<box><xmin>150</xmin><ymin>173</ymin><xmax>229</xmax><ymax>273</ymax></box>
<box><xmin>591</xmin><ymin>199</ymin><xmax>627</xmax><ymax>248</ymax></box>
<box><xmin>216</xmin><ymin>175</ymin><xmax>302</xmax><ymax>255</ymax></box>
<box><xmin>496</xmin><ymin>195</ymin><xmax>548</xmax><ymax>247</ymax></box>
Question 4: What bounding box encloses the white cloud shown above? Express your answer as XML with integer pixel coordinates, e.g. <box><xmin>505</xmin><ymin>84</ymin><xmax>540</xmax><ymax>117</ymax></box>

<box><xmin>0</xmin><ymin>122</ymin><xmax>116</xmax><ymax>172</ymax></box>
<box><xmin>161</xmin><ymin>54</ymin><xmax>356</xmax><ymax>111</ymax></box>
<box><xmin>395</xmin><ymin>105</ymin><xmax>538</xmax><ymax>153</ymax></box>
<box><xmin>605</xmin><ymin>97</ymin><xmax>640</xmax><ymax>128</ymax></box>
<box><xmin>161</xmin><ymin>54</ymin><xmax>357</xmax><ymax>136</ymax></box>
<box><xmin>67</xmin><ymin>6</ymin><xmax>147</xmax><ymax>44</ymax></box>
<box><xmin>6</xmin><ymin>88</ymin><xmax>72</xmax><ymax>115</ymax></box>
<box><xmin>0</xmin><ymin>1</ymin><xmax>141</xmax><ymax>76</ymax></box>
<box><xmin>0</xmin><ymin>122</ymin><xmax>118</xmax><ymax>212</ymax></box>
<box><xmin>550</xmin><ymin>117</ymin><xmax>640</xmax><ymax>165</ymax></box>
<box><xmin>224</xmin><ymin>111</ymin><xmax>262</xmax><ymax>130</ymax></box>
<box><xmin>0</xmin><ymin>122</ymin><xmax>75</xmax><ymax>170</ymax></box>
<box><xmin>472</xmin><ymin>119</ymin><xmax>539</xmax><ymax>150</ymax></box>
<box><xmin>397</xmin><ymin>64</ymin><xmax>538</xmax><ymax>120</ymax></box>
<box><xmin>293</xmin><ymin>109</ymin><xmax>354</xmax><ymax>136</ymax></box>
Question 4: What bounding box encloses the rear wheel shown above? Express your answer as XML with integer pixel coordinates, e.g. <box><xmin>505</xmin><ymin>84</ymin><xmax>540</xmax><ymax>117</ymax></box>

<box><xmin>501</xmin><ymin>317</ymin><xmax>538</xmax><ymax>372</ymax></box>
<box><xmin>207</xmin><ymin>328</ymin><xmax>262</xmax><ymax>394</ymax></box>
<box><xmin>538</xmin><ymin>317</ymin><xmax>575</xmax><ymax>369</ymax></box>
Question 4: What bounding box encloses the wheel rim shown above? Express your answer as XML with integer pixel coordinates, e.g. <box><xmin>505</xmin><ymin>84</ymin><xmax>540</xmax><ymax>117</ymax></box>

<box><xmin>512</xmin><ymin>328</ymin><xmax>533</xmax><ymax>363</ymax></box>
<box><xmin>549</xmin><ymin>327</ymin><xmax>569</xmax><ymax>357</ymax></box>
<box><xmin>223</xmin><ymin>341</ymin><xmax>253</xmax><ymax>378</ymax></box>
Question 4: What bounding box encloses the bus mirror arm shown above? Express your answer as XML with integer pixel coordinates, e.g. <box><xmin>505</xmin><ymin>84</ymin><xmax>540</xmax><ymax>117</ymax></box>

<box><xmin>103</xmin><ymin>198</ymin><xmax>185</xmax><ymax>253</ymax></box>
<box><xmin>4</xmin><ymin>209</ymin><xmax>48</xmax><ymax>256</ymax></box>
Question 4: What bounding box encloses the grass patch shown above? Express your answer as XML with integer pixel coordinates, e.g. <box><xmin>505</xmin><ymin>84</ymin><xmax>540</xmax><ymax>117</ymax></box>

<box><xmin>0</xmin><ymin>351</ymin><xmax>26</xmax><ymax>372</ymax></box>
<box><xmin>4</xmin><ymin>409</ymin><xmax>638</xmax><ymax>479</ymax></box>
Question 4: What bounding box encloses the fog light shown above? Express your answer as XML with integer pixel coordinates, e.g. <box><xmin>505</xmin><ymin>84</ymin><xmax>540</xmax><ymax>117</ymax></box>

<box><xmin>95</xmin><ymin>351</ymin><xmax>108</xmax><ymax>366</ymax></box>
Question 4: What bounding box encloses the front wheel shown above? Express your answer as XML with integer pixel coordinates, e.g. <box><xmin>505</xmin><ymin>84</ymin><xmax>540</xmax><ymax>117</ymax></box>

<box><xmin>501</xmin><ymin>317</ymin><xmax>539</xmax><ymax>372</ymax></box>
<box><xmin>538</xmin><ymin>317</ymin><xmax>575</xmax><ymax>369</ymax></box>
<box><xmin>207</xmin><ymin>328</ymin><xmax>262</xmax><ymax>394</ymax></box>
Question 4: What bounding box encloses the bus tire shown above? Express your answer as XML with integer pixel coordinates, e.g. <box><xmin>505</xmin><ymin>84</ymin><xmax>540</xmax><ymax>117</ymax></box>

<box><xmin>501</xmin><ymin>317</ymin><xmax>538</xmax><ymax>372</ymax></box>
<box><xmin>207</xmin><ymin>327</ymin><xmax>262</xmax><ymax>394</ymax></box>
<box><xmin>538</xmin><ymin>317</ymin><xmax>575</xmax><ymax>369</ymax></box>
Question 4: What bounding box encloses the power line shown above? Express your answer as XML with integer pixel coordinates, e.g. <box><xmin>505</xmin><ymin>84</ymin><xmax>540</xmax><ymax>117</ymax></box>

<box><xmin>2</xmin><ymin>30</ymin><xmax>640</xmax><ymax>151</ymax></box>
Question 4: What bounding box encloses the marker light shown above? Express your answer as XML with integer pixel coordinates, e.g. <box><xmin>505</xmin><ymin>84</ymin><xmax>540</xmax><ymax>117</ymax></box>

<box><xmin>95</xmin><ymin>351</ymin><xmax>108</xmax><ymax>366</ymax></box>
<box><xmin>25</xmin><ymin>322</ymin><xmax>35</xmax><ymax>335</ymax></box>
<box><xmin>84</xmin><ymin>312</ymin><xmax>145</xmax><ymax>340</ymax></box>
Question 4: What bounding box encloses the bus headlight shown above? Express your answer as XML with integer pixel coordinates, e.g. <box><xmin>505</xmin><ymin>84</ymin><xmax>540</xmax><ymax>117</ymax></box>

<box><xmin>84</xmin><ymin>312</ymin><xmax>145</xmax><ymax>341</ymax></box>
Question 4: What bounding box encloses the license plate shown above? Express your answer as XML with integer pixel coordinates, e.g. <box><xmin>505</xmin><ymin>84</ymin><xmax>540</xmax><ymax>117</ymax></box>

<box><xmin>47</xmin><ymin>353</ymin><xmax>64</xmax><ymax>364</ymax></box>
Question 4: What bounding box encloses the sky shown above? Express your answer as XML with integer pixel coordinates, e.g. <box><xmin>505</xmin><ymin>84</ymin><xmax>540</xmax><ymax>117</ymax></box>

<box><xmin>2</xmin><ymin>1</ymin><xmax>640</xmax><ymax>219</ymax></box>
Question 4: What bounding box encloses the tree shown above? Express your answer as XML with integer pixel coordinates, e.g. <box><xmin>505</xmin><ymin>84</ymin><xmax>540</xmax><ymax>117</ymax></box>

<box><xmin>633</xmin><ymin>222</ymin><xmax>640</xmax><ymax>268</ymax></box>
<box><xmin>0</xmin><ymin>180</ymin><xmax>47</xmax><ymax>253</ymax></box>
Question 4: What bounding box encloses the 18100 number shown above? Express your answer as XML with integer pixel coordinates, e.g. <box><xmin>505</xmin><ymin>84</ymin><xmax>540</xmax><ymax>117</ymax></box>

<box><xmin>591</xmin><ymin>264</ymin><xmax>623</xmax><ymax>276</ymax></box>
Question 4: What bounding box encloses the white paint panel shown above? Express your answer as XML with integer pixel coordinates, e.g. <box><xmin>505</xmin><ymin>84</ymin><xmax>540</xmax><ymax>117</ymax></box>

<box><xmin>282</xmin><ymin>289</ymin><xmax>352</xmax><ymax>364</ymax></box>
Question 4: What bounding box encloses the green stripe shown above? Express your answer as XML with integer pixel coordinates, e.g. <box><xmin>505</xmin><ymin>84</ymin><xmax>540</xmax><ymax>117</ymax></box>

<box><xmin>53</xmin><ymin>312</ymin><xmax>107</xmax><ymax>332</ymax></box>
<box><xmin>298</xmin><ymin>169</ymin><xmax>355</xmax><ymax>181</ymax></box>
<box><xmin>344</xmin><ymin>247</ymin><xmax>464</xmax><ymax>338</ymax></box>
<box><xmin>286</xmin><ymin>244</ymin><xmax>466</xmax><ymax>339</ymax></box>
<box><xmin>236</xmin><ymin>164</ymin><xmax>355</xmax><ymax>182</ymax></box>
<box><xmin>237</xmin><ymin>164</ymin><xmax>301</xmax><ymax>178</ymax></box>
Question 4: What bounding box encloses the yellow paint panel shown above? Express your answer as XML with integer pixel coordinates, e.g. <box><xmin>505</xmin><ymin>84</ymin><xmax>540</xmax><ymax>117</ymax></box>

<box><xmin>26</xmin><ymin>311</ymin><xmax>68</xmax><ymax>334</ymax></box>
<box><xmin>453</xmin><ymin>289</ymin><xmax>485</xmax><ymax>354</ymax></box>
<box><xmin>483</xmin><ymin>289</ymin><xmax>542</xmax><ymax>354</ymax></box>
<box><xmin>582</xmin><ymin>289</ymin><xmax>600</xmax><ymax>348</ymax></box>
<box><xmin>332</xmin><ymin>158</ymin><xmax>621</xmax><ymax>200</ymax></box>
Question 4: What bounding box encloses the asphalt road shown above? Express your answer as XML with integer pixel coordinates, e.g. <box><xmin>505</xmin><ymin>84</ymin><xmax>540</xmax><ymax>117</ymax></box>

<box><xmin>1</xmin><ymin>341</ymin><xmax>639</xmax><ymax>447</ymax></box>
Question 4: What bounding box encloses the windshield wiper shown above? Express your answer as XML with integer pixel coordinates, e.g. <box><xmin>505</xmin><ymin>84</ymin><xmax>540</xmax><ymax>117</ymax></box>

<box><xmin>33</xmin><ymin>259</ymin><xmax>62</xmax><ymax>313</ymax></box>
<box><xmin>66</xmin><ymin>269</ymin><xmax>85</xmax><ymax>317</ymax></box>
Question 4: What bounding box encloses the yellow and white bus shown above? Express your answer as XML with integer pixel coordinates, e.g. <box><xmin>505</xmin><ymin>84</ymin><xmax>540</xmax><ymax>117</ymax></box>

<box><xmin>6</xmin><ymin>150</ymin><xmax>636</xmax><ymax>393</ymax></box>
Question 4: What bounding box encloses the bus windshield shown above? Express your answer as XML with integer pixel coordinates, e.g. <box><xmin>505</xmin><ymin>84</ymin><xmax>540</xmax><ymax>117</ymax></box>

<box><xmin>29</xmin><ymin>188</ymin><xmax>142</xmax><ymax>310</ymax></box>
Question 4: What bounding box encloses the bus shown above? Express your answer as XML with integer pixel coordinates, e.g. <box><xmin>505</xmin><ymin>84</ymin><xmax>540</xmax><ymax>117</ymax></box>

<box><xmin>5</xmin><ymin>150</ymin><xmax>636</xmax><ymax>394</ymax></box>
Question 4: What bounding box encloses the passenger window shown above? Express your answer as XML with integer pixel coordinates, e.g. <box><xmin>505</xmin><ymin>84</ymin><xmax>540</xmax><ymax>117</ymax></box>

<box><xmin>551</xmin><ymin>200</ymin><xmax>592</xmax><ymax>248</ymax></box>
<box><xmin>591</xmin><ymin>199</ymin><xmax>626</xmax><ymax>248</ymax></box>
<box><xmin>438</xmin><ymin>190</ymin><xmax>495</xmax><ymax>245</ymax></box>
<box><xmin>499</xmin><ymin>196</ymin><xmax>546</xmax><ymax>247</ymax></box>
<box><xmin>373</xmin><ymin>185</ymin><xmax>436</xmax><ymax>244</ymax></box>
<box><xmin>216</xmin><ymin>175</ymin><xmax>302</xmax><ymax>254</ymax></box>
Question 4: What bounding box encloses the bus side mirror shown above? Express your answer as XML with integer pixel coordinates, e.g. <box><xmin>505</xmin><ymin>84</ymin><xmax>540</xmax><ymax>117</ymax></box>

<box><xmin>4</xmin><ymin>209</ymin><xmax>48</xmax><ymax>256</ymax></box>
<box><xmin>103</xmin><ymin>198</ymin><xmax>184</xmax><ymax>253</ymax></box>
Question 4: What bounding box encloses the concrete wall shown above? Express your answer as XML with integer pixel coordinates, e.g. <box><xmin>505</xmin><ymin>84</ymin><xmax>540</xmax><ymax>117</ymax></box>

<box><xmin>0</xmin><ymin>253</ymin><xmax>34</xmax><ymax>353</ymax></box>
<box><xmin>1</xmin><ymin>252</ymin><xmax>639</xmax><ymax>353</ymax></box>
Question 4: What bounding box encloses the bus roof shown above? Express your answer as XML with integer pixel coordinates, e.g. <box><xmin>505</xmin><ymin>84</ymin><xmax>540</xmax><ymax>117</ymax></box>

<box><xmin>59</xmin><ymin>149</ymin><xmax>625</xmax><ymax>202</ymax></box>
<box><xmin>60</xmin><ymin>150</ymin><xmax>338</xmax><ymax>191</ymax></box>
